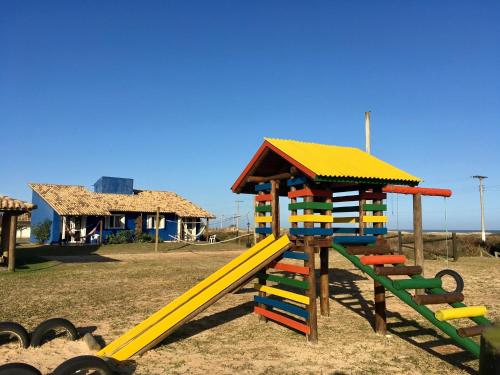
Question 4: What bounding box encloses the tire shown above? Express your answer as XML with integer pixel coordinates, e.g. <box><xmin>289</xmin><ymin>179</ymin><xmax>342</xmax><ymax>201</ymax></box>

<box><xmin>0</xmin><ymin>363</ymin><xmax>42</xmax><ymax>375</ymax></box>
<box><xmin>30</xmin><ymin>318</ymin><xmax>79</xmax><ymax>347</ymax></box>
<box><xmin>52</xmin><ymin>356</ymin><xmax>113</xmax><ymax>375</ymax></box>
<box><xmin>435</xmin><ymin>269</ymin><xmax>464</xmax><ymax>294</ymax></box>
<box><xmin>0</xmin><ymin>322</ymin><xmax>30</xmax><ymax>349</ymax></box>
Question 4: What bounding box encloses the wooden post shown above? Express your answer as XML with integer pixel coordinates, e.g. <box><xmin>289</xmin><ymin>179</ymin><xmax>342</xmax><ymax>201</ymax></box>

<box><xmin>1</xmin><ymin>215</ymin><xmax>10</xmax><ymax>258</ymax></box>
<box><xmin>155</xmin><ymin>207</ymin><xmax>160</xmax><ymax>252</ymax></box>
<box><xmin>398</xmin><ymin>230</ymin><xmax>403</xmax><ymax>254</ymax></box>
<box><xmin>373</xmin><ymin>186</ymin><xmax>386</xmax><ymax>334</ymax></box>
<box><xmin>99</xmin><ymin>219</ymin><xmax>103</xmax><ymax>245</ymax></box>
<box><xmin>206</xmin><ymin>218</ymin><xmax>209</xmax><ymax>242</ymax></box>
<box><xmin>304</xmin><ymin>190</ymin><xmax>318</xmax><ymax>343</ymax></box>
<box><xmin>479</xmin><ymin>325</ymin><xmax>500</xmax><ymax>375</ymax></box>
<box><xmin>7</xmin><ymin>214</ymin><xmax>17</xmax><ymax>272</ymax></box>
<box><xmin>270</xmin><ymin>180</ymin><xmax>280</xmax><ymax>237</ymax></box>
<box><xmin>452</xmin><ymin>232</ymin><xmax>459</xmax><ymax>261</ymax></box>
<box><xmin>413</xmin><ymin>193</ymin><xmax>424</xmax><ymax>295</ymax></box>
<box><xmin>257</xmin><ymin>185</ymin><xmax>267</xmax><ymax>321</ymax></box>
<box><xmin>319</xmin><ymin>192</ymin><xmax>331</xmax><ymax>316</ymax></box>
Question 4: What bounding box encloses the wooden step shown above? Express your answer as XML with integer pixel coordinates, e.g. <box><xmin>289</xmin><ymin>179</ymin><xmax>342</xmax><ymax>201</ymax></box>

<box><xmin>347</xmin><ymin>245</ymin><xmax>393</xmax><ymax>255</ymax></box>
<box><xmin>360</xmin><ymin>255</ymin><xmax>406</xmax><ymax>266</ymax></box>
<box><xmin>457</xmin><ymin>325</ymin><xmax>490</xmax><ymax>338</ymax></box>
<box><xmin>413</xmin><ymin>292</ymin><xmax>464</xmax><ymax>305</ymax></box>
<box><xmin>375</xmin><ymin>265</ymin><xmax>422</xmax><ymax>276</ymax></box>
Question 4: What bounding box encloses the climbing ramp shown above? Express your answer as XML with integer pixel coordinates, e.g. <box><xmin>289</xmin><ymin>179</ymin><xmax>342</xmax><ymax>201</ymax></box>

<box><xmin>97</xmin><ymin>234</ymin><xmax>291</xmax><ymax>361</ymax></box>
<box><xmin>333</xmin><ymin>241</ymin><xmax>492</xmax><ymax>358</ymax></box>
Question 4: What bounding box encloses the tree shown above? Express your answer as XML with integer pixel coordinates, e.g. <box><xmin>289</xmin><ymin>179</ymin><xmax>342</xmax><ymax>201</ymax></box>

<box><xmin>32</xmin><ymin>220</ymin><xmax>52</xmax><ymax>244</ymax></box>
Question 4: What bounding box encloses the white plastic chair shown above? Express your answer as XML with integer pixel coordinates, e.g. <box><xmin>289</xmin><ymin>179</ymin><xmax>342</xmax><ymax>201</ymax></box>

<box><xmin>209</xmin><ymin>234</ymin><xmax>216</xmax><ymax>244</ymax></box>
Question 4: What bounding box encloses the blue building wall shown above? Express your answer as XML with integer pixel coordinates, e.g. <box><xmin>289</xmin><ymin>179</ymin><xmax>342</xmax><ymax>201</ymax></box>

<box><xmin>94</xmin><ymin>177</ymin><xmax>134</xmax><ymax>195</ymax></box>
<box><xmin>30</xmin><ymin>191</ymin><xmax>60</xmax><ymax>244</ymax></box>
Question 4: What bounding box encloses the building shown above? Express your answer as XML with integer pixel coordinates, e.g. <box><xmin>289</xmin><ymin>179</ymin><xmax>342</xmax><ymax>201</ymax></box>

<box><xmin>29</xmin><ymin>177</ymin><xmax>214</xmax><ymax>244</ymax></box>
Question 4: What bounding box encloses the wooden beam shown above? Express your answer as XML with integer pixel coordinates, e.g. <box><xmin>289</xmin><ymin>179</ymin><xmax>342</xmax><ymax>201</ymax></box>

<box><xmin>320</xmin><ymin>193</ymin><xmax>331</xmax><ymax>316</ymax></box>
<box><xmin>373</xmin><ymin>186</ymin><xmax>386</xmax><ymax>335</ymax></box>
<box><xmin>413</xmin><ymin>193</ymin><xmax>424</xmax><ymax>295</ymax></box>
<box><xmin>155</xmin><ymin>207</ymin><xmax>160</xmax><ymax>252</ymax></box>
<box><xmin>304</xmin><ymin>186</ymin><xmax>318</xmax><ymax>343</ymax></box>
<box><xmin>8</xmin><ymin>214</ymin><xmax>17</xmax><ymax>272</ymax></box>
<box><xmin>247</xmin><ymin>172</ymin><xmax>292</xmax><ymax>183</ymax></box>
<box><xmin>270</xmin><ymin>180</ymin><xmax>280</xmax><ymax>237</ymax></box>
<box><xmin>1</xmin><ymin>216</ymin><xmax>10</xmax><ymax>259</ymax></box>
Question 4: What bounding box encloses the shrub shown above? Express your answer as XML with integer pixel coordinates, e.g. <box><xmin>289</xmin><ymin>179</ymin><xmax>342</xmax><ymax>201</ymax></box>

<box><xmin>107</xmin><ymin>230</ymin><xmax>134</xmax><ymax>244</ymax></box>
<box><xmin>136</xmin><ymin>232</ymin><xmax>154</xmax><ymax>243</ymax></box>
<box><xmin>32</xmin><ymin>220</ymin><xmax>52</xmax><ymax>244</ymax></box>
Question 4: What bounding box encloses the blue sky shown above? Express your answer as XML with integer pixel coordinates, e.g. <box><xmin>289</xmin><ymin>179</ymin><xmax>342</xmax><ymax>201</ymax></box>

<box><xmin>1</xmin><ymin>1</ymin><xmax>499</xmax><ymax>230</ymax></box>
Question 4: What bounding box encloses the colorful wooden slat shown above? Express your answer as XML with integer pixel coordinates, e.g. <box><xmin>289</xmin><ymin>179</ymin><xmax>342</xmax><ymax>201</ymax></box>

<box><xmin>254</xmin><ymin>284</ymin><xmax>310</xmax><ymax>304</ymax></box>
<box><xmin>258</xmin><ymin>273</ymin><xmax>309</xmax><ymax>289</ymax></box>
<box><xmin>255</xmin><ymin>216</ymin><xmax>272</xmax><ymax>223</ymax></box>
<box><xmin>362</xmin><ymin>215</ymin><xmax>387</xmax><ymax>223</ymax></box>
<box><xmin>363</xmin><ymin>203</ymin><xmax>387</xmax><ymax>211</ymax></box>
<box><xmin>332</xmin><ymin>227</ymin><xmax>387</xmax><ymax>235</ymax></box>
<box><xmin>289</xmin><ymin>228</ymin><xmax>334</xmax><ymax>236</ymax></box>
<box><xmin>287</xmin><ymin>176</ymin><xmax>308</xmax><ymax>187</ymax></box>
<box><xmin>331</xmin><ymin>192</ymin><xmax>386</xmax><ymax>202</ymax></box>
<box><xmin>268</xmin><ymin>261</ymin><xmax>310</xmax><ymax>275</ymax></box>
<box><xmin>435</xmin><ymin>306</ymin><xmax>487</xmax><ymax>321</ymax></box>
<box><xmin>282</xmin><ymin>251</ymin><xmax>309</xmax><ymax>261</ymax></box>
<box><xmin>255</xmin><ymin>205</ymin><xmax>272</xmax><ymax>213</ymax></box>
<box><xmin>393</xmin><ymin>278</ymin><xmax>442</xmax><ymax>290</ymax></box>
<box><xmin>332</xmin><ymin>205</ymin><xmax>359</xmax><ymax>213</ymax></box>
<box><xmin>333</xmin><ymin>236</ymin><xmax>376</xmax><ymax>244</ymax></box>
<box><xmin>288</xmin><ymin>202</ymin><xmax>333</xmax><ymax>211</ymax></box>
<box><xmin>254</xmin><ymin>296</ymin><xmax>309</xmax><ymax>319</ymax></box>
<box><xmin>287</xmin><ymin>188</ymin><xmax>332</xmax><ymax>199</ymax></box>
<box><xmin>255</xmin><ymin>227</ymin><xmax>272</xmax><ymax>235</ymax></box>
<box><xmin>361</xmin><ymin>192</ymin><xmax>386</xmax><ymax>200</ymax></box>
<box><xmin>255</xmin><ymin>194</ymin><xmax>272</xmax><ymax>202</ymax></box>
<box><xmin>360</xmin><ymin>255</ymin><xmax>406</xmax><ymax>265</ymax></box>
<box><xmin>289</xmin><ymin>214</ymin><xmax>333</xmax><ymax>223</ymax></box>
<box><xmin>254</xmin><ymin>306</ymin><xmax>310</xmax><ymax>334</ymax></box>
<box><xmin>254</xmin><ymin>182</ymin><xmax>271</xmax><ymax>192</ymax></box>
<box><xmin>333</xmin><ymin>217</ymin><xmax>359</xmax><ymax>223</ymax></box>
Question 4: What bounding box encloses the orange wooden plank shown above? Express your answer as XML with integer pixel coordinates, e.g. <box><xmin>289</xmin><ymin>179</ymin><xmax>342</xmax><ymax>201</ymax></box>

<box><xmin>255</xmin><ymin>194</ymin><xmax>272</xmax><ymax>202</ymax></box>
<box><xmin>268</xmin><ymin>261</ymin><xmax>310</xmax><ymax>275</ymax></box>
<box><xmin>254</xmin><ymin>306</ymin><xmax>310</xmax><ymax>334</ymax></box>
<box><xmin>360</xmin><ymin>255</ymin><xmax>406</xmax><ymax>265</ymax></box>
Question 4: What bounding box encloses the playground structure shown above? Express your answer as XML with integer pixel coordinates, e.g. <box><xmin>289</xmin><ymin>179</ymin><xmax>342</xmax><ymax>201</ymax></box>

<box><xmin>1</xmin><ymin>138</ymin><xmax>496</xmax><ymax>373</ymax></box>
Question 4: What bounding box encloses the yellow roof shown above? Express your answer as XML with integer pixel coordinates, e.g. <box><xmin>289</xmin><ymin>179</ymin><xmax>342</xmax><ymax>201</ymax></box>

<box><xmin>265</xmin><ymin>138</ymin><xmax>421</xmax><ymax>183</ymax></box>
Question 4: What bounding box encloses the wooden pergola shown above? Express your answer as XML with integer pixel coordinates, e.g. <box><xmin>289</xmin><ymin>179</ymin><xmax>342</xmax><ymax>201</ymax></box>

<box><xmin>0</xmin><ymin>195</ymin><xmax>36</xmax><ymax>272</ymax></box>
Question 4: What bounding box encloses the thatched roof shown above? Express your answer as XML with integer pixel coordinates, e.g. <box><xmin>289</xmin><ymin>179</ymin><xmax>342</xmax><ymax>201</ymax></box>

<box><xmin>29</xmin><ymin>183</ymin><xmax>215</xmax><ymax>218</ymax></box>
<box><xmin>0</xmin><ymin>195</ymin><xmax>36</xmax><ymax>213</ymax></box>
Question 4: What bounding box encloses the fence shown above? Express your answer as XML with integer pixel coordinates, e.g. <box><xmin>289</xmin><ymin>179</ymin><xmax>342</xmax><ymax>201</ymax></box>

<box><xmin>386</xmin><ymin>231</ymin><xmax>460</xmax><ymax>261</ymax></box>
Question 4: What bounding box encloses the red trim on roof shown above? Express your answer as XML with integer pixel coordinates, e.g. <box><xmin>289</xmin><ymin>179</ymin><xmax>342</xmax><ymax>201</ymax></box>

<box><xmin>383</xmin><ymin>185</ymin><xmax>452</xmax><ymax>197</ymax></box>
<box><xmin>231</xmin><ymin>140</ymin><xmax>317</xmax><ymax>193</ymax></box>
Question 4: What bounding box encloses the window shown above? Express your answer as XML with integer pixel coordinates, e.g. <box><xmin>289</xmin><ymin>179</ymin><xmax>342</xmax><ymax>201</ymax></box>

<box><xmin>106</xmin><ymin>214</ymin><xmax>125</xmax><ymax>229</ymax></box>
<box><xmin>146</xmin><ymin>214</ymin><xmax>165</xmax><ymax>229</ymax></box>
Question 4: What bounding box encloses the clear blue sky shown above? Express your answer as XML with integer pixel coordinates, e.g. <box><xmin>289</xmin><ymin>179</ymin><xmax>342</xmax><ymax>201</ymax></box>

<box><xmin>1</xmin><ymin>1</ymin><xmax>499</xmax><ymax>230</ymax></box>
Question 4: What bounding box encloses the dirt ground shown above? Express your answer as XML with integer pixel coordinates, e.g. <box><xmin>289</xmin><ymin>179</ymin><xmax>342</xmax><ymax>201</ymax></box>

<box><xmin>0</xmin><ymin>248</ymin><xmax>498</xmax><ymax>375</ymax></box>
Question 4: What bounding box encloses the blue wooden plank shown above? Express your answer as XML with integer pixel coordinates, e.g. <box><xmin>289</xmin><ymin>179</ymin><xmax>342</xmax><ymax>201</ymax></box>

<box><xmin>333</xmin><ymin>236</ymin><xmax>376</xmax><ymax>244</ymax></box>
<box><xmin>254</xmin><ymin>296</ymin><xmax>309</xmax><ymax>319</ymax></box>
<box><xmin>332</xmin><ymin>227</ymin><xmax>387</xmax><ymax>235</ymax></box>
<box><xmin>282</xmin><ymin>251</ymin><xmax>309</xmax><ymax>261</ymax></box>
<box><xmin>287</xmin><ymin>176</ymin><xmax>308</xmax><ymax>187</ymax></box>
<box><xmin>289</xmin><ymin>228</ymin><xmax>334</xmax><ymax>236</ymax></box>
<box><xmin>255</xmin><ymin>227</ymin><xmax>272</xmax><ymax>234</ymax></box>
<box><xmin>254</xmin><ymin>182</ymin><xmax>271</xmax><ymax>192</ymax></box>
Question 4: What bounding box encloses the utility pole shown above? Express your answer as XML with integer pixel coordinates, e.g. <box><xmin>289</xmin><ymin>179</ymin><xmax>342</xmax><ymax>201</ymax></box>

<box><xmin>235</xmin><ymin>200</ymin><xmax>243</xmax><ymax>233</ymax></box>
<box><xmin>365</xmin><ymin>111</ymin><xmax>371</xmax><ymax>154</ymax></box>
<box><xmin>472</xmin><ymin>176</ymin><xmax>487</xmax><ymax>242</ymax></box>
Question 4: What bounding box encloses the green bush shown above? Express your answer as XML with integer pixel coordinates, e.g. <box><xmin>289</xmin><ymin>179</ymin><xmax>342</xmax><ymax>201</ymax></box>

<box><xmin>107</xmin><ymin>230</ymin><xmax>134</xmax><ymax>244</ymax></box>
<box><xmin>32</xmin><ymin>220</ymin><xmax>52</xmax><ymax>244</ymax></box>
<box><xmin>136</xmin><ymin>232</ymin><xmax>154</xmax><ymax>243</ymax></box>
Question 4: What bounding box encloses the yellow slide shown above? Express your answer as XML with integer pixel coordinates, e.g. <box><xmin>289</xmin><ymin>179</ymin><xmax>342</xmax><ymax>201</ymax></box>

<box><xmin>98</xmin><ymin>234</ymin><xmax>291</xmax><ymax>361</ymax></box>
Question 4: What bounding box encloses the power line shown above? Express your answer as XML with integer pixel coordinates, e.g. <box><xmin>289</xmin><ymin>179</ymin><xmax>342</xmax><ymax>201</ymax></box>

<box><xmin>472</xmin><ymin>175</ymin><xmax>487</xmax><ymax>242</ymax></box>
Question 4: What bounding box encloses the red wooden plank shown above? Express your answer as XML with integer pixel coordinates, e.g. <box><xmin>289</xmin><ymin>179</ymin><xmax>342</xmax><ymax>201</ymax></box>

<box><xmin>331</xmin><ymin>194</ymin><xmax>361</xmax><ymax>202</ymax></box>
<box><xmin>254</xmin><ymin>306</ymin><xmax>310</xmax><ymax>334</ymax></box>
<box><xmin>383</xmin><ymin>185</ymin><xmax>452</xmax><ymax>197</ymax></box>
<box><xmin>287</xmin><ymin>188</ymin><xmax>332</xmax><ymax>199</ymax></box>
<box><xmin>360</xmin><ymin>192</ymin><xmax>386</xmax><ymax>200</ymax></box>
<box><xmin>268</xmin><ymin>261</ymin><xmax>310</xmax><ymax>275</ymax></box>
<box><xmin>255</xmin><ymin>194</ymin><xmax>272</xmax><ymax>202</ymax></box>
<box><xmin>360</xmin><ymin>255</ymin><xmax>407</xmax><ymax>265</ymax></box>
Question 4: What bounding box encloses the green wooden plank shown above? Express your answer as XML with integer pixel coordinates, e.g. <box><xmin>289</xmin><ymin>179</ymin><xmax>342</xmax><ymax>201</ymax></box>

<box><xmin>255</xmin><ymin>205</ymin><xmax>272</xmax><ymax>213</ymax></box>
<box><xmin>288</xmin><ymin>202</ymin><xmax>333</xmax><ymax>211</ymax></box>
<box><xmin>393</xmin><ymin>278</ymin><xmax>442</xmax><ymax>290</ymax></box>
<box><xmin>332</xmin><ymin>205</ymin><xmax>359</xmax><ymax>213</ymax></box>
<box><xmin>363</xmin><ymin>203</ymin><xmax>387</xmax><ymax>211</ymax></box>
<box><xmin>259</xmin><ymin>273</ymin><xmax>309</xmax><ymax>289</ymax></box>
